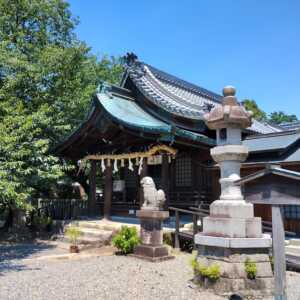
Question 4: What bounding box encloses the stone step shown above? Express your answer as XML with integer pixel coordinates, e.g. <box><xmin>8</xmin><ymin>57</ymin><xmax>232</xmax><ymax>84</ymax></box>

<box><xmin>63</xmin><ymin>235</ymin><xmax>108</xmax><ymax>245</ymax></box>
<box><xmin>74</xmin><ymin>227</ymin><xmax>113</xmax><ymax>239</ymax></box>
<box><xmin>285</xmin><ymin>245</ymin><xmax>300</xmax><ymax>256</ymax></box>
<box><xmin>288</xmin><ymin>238</ymin><xmax>300</xmax><ymax>246</ymax></box>
<box><xmin>66</xmin><ymin>221</ymin><xmax>116</xmax><ymax>231</ymax></box>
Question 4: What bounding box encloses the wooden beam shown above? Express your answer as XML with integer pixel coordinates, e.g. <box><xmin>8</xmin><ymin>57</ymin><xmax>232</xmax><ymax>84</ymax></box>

<box><xmin>103</xmin><ymin>164</ymin><xmax>113</xmax><ymax>220</ymax></box>
<box><xmin>161</xmin><ymin>154</ymin><xmax>169</xmax><ymax>208</ymax></box>
<box><xmin>272</xmin><ymin>205</ymin><xmax>287</xmax><ymax>300</ymax></box>
<box><xmin>88</xmin><ymin>160</ymin><xmax>97</xmax><ymax>216</ymax></box>
<box><xmin>139</xmin><ymin>158</ymin><xmax>148</xmax><ymax>208</ymax></box>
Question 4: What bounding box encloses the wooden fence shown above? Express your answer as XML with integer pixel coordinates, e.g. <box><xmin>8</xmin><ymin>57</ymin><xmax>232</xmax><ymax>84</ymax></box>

<box><xmin>37</xmin><ymin>199</ymin><xmax>88</xmax><ymax>220</ymax></box>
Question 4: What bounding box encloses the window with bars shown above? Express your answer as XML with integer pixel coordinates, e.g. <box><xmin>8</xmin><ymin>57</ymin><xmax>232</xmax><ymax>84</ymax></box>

<box><xmin>282</xmin><ymin>206</ymin><xmax>300</xmax><ymax>220</ymax></box>
<box><xmin>175</xmin><ymin>156</ymin><xmax>192</xmax><ymax>187</ymax></box>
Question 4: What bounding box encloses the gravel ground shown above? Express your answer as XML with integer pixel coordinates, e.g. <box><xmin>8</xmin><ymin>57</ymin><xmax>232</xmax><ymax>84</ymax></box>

<box><xmin>0</xmin><ymin>243</ymin><xmax>300</xmax><ymax>300</ymax></box>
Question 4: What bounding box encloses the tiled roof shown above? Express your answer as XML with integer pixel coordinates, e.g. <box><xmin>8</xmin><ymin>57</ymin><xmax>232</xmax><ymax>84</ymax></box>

<box><xmin>124</xmin><ymin>61</ymin><xmax>282</xmax><ymax>134</ymax></box>
<box><xmin>97</xmin><ymin>85</ymin><xmax>215</xmax><ymax>146</ymax></box>
<box><xmin>279</xmin><ymin>121</ymin><xmax>300</xmax><ymax>131</ymax></box>
<box><xmin>243</xmin><ymin>130</ymin><xmax>300</xmax><ymax>152</ymax></box>
<box><xmin>250</xmin><ymin>119</ymin><xmax>283</xmax><ymax>134</ymax></box>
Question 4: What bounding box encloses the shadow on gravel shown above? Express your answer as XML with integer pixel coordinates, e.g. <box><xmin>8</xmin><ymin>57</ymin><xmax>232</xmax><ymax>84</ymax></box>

<box><xmin>0</xmin><ymin>243</ymin><xmax>54</xmax><ymax>275</ymax></box>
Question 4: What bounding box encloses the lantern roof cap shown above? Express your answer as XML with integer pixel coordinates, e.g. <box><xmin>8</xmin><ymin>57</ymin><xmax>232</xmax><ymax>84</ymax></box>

<box><xmin>204</xmin><ymin>86</ymin><xmax>253</xmax><ymax>130</ymax></box>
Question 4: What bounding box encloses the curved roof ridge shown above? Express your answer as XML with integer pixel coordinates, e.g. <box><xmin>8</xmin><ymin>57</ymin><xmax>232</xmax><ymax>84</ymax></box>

<box><xmin>145</xmin><ymin>63</ymin><xmax>222</xmax><ymax>102</ymax></box>
<box><xmin>144</xmin><ymin>65</ymin><xmax>215</xmax><ymax>111</ymax></box>
<box><xmin>129</xmin><ymin>67</ymin><xmax>202</xmax><ymax>120</ymax></box>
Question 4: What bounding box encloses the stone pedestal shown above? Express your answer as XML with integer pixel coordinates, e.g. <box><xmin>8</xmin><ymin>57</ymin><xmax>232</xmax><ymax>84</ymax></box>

<box><xmin>194</xmin><ymin>86</ymin><xmax>274</xmax><ymax>298</ymax></box>
<box><xmin>195</xmin><ymin>250</ymin><xmax>274</xmax><ymax>298</ymax></box>
<box><xmin>133</xmin><ymin>210</ymin><xmax>174</xmax><ymax>262</ymax></box>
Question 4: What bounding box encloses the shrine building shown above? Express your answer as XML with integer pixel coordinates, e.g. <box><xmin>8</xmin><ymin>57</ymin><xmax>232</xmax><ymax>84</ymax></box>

<box><xmin>55</xmin><ymin>54</ymin><xmax>300</xmax><ymax>232</ymax></box>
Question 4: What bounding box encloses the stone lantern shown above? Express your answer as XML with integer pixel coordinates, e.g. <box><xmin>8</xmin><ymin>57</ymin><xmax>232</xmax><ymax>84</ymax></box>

<box><xmin>194</xmin><ymin>86</ymin><xmax>273</xmax><ymax>297</ymax></box>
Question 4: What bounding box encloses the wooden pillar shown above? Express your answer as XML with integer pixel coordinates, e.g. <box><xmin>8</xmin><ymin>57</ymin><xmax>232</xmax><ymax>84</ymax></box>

<box><xmin>272</xmin><ymin>205</ymin><xmax>287</xmax><ymax>300</ymax></box>
<box><xmin>88</xmin><ymin>160</ymin><xmax>97</xmax><ymax>216</ymax></box>
<box><xmin>103</xmin><ymin>164</ymin><xmax>112</xmax><ymax>220</ymax></box>
<box><xmin>139</xmin><ymin>158</ymin><xmax>148</xmax><ymax>208</ymax></box>
<box><xmin>161</xmin><ymin>154</ymin><xmax>169</xmax><ymax>208</ymax></box>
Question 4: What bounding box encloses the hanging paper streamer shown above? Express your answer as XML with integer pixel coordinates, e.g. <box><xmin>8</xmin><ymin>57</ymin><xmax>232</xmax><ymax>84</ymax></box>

<box><xmin>138</xmin><ymin>157</ymin><xmax>144</xmax><ymax>175</ymax></box>
<box><xmin>107</xmin><ymin>159</ymin><xmax>111</xmax><ymax>167</ymax></box>
<box><xmin>135</xmin><ymin>157</ymin><xmax>139</xmax><ymax>166</ymax></box>
<box><xmin>113</xmin><ymin>159</ymin><xmax>118</xmax><ymax>174</ymax></box>
<box><xmin>128</xmin><ymin>158</ymin><xmax>134</xmax><ymax>171</ymax></box>
<box><xmin>121</xmin><ymin>159</ymin><xmax>125</xmax><ymax>167</ymax></box>
<box><xmin>168</xmin><ymin>155</ymin><xmax>171</xmax><ymax>163</ymax></box>
<box><xmin>101</xmin><ymin>159</ymin><xmax>106</xmax><ymax>172</ymax></box>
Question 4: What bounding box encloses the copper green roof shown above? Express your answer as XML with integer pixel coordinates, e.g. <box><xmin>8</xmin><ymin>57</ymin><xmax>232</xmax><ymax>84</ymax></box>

<box><xmin>96</xmin><ymin>88</ymin><xmax>215</xmax><ymax>146</ymax></box>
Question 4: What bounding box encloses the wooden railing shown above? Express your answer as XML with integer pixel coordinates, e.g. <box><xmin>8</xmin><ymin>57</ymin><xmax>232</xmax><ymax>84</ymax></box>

<box><xmin>169</xmin><ymin>206</ymin><xmax>208</xmax><ymax>249</ymax></box>
<box><xmin>169</xmin><ymin>191</ymin><xmax>210</xmax><ymax>206</ymax></box>
<box><xmin>38</xmin><ymin>199</ymin><xmax>88</xmax><ymax>220</ymax></box>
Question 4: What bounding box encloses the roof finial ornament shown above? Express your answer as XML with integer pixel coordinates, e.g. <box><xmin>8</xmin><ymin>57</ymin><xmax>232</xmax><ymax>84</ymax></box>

<box><xmin>123</xmin><ymin>52</ymin><xmax>138</xmax><ymax>66</ymax></box>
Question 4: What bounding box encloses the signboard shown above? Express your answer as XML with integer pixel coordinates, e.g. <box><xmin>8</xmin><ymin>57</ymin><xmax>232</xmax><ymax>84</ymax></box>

<box><xmin>147</xmin><ymin>155</ymin><xmax>162</xmax><ymax>165</ymax></box>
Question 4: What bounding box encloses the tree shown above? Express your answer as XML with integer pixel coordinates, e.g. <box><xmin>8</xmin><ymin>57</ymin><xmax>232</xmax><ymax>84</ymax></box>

<box><xmin>269</xmin><ymin>111</ymin><xmax>298</xmax><ymax>124</ymax></box>
<box><xmin>242</xmin><ymin>99</ymin><xmax>267</xmax><ymax>121</ymax></box>
<box><xmin>0</xmin><ymin>0</ymin><xmax>123</xmax><ymax>222</ymax></box>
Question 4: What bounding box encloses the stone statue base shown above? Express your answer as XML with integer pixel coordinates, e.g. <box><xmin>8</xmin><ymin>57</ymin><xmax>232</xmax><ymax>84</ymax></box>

<box><xmin>195</xmin><ymin>245</ymin><xmax>274</xmax><ymax>298</ymax></box>
<box><xmin>132</xmin><ymin>210</ymin><xmax>174</xmax><ymax>262</ymax></box>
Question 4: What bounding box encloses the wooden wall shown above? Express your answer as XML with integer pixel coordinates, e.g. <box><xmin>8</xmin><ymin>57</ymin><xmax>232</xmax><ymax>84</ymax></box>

<box><xmin>210</xmin><ymin>163</ymin><xmax>300</xmax><ymax>234</ymax></box>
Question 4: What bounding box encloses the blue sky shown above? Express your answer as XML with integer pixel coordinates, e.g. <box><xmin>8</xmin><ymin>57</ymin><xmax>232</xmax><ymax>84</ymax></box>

<box><xmin>69</xmin><ymin>0</ymin><xmax>300</xmax><ymax>117</ymax></box>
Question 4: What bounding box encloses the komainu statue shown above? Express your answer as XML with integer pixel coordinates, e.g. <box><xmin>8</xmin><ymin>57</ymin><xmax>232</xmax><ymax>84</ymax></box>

<box><xmin>140</xmin><ymin>177</ymin><xmax>166</xmax><ymax>210</ymax></box>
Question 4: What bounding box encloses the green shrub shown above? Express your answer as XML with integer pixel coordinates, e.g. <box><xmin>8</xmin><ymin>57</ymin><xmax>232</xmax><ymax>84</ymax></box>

<box><xmin>163</xmin><ymin>232</ymin><xmax>173</xmax><ymax>247</ymax></box>
<box><xmin>190</xmin><ymin>254</ymin><xmax>221</xmax><ymax>281</ymax></box>
<box><xmin>245</xmin><ymin>258</ymin><xmax>257</xmax><ymax>280</ymax></box>
<box><xmin>112</xmin><ymin>226</ymin><xmax>140</xmax><ymax>254</ymax></box>
<box><xmin>190</xmin><ymin>254</ymin><xmax>199</xmax><ymax>275</ymax></box>
<box><xmin>65</xmin><ymin>226</ymin><xmax>82</xmax><ymax>246</ymax></box>
<box><xmin>203</xmin><ymin>264</ymin><xmax>221</xmax><ymax>280</ymax></box>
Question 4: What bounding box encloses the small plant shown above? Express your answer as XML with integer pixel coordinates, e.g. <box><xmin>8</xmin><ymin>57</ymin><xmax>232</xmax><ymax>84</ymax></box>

<box><xmin>190</xmin><ymin>254</ymin><xmax>221</xmax><ymax>281</ymax></box>
<box><xmin>163</xmin><ymin>232</ymin><xmax>173</xmax><ymax>247</ymax></box>
<box><xmin>190</xmin><ymin>254</ymin><xmax>199</xmax><ymax>275</ymax></box>
<box><xmin>112</xmin><ymin>226</ymin><xmax>140</xmax><ymax>254</ymax></box>
<box><xmin>202</xmin><ymin>264</ymin><xmax>221</xmax><ymax>280</ymax></box>
<box><xmin>269</xmin><ymin>255</ymin><xmax>274</xmax><ymax>273</ymax></box>
<box><xmin>65</xmin><ymin>226</ymin><xmax>82</xmax><ymax>246</ymax></box>
<box><xmin>245</xmin><ymin>258</ymin><xmax>257</xmax><ymax>280</ymax></box>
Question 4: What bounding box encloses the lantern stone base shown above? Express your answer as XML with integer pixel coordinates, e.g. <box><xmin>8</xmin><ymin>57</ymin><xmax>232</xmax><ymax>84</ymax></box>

<box><xmin>203</xmin><ymin>216</ymin><xmax>263</xmax><ymax>238</ymax></box>
<box><xmin>194</xmin><ymin>245</ymin><xmax>274</xmax><ymax>298</ymax></box>
<box><xmin>132</xmin><ymin>209</ymin><xmax>174</xmax><ymax>262</ymax></box>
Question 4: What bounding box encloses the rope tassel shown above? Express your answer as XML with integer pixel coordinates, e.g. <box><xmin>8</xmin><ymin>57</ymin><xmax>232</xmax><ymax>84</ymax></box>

<box><xmin>121</xmin><ymin>159</ymin><xmax>125</xmax><ymax>167</ymax></box>
<box><xmin>138</xmin><ymin>157</ymin><xmax>144</xmax><ymax>175</ymax></box>
<box><xmin>101</xmin><ymin>159</ymin><xmax>106</xmax><ymax>172</ymax></box>
<box><xmin>113</xmin><ymin>159</ymin><xmax>118</xmax><ymax>174</ymax></box>
<box><xmin>128</xmin><ymin>158</ymin><xmax>134</xmax><ymax>171</ymax></box>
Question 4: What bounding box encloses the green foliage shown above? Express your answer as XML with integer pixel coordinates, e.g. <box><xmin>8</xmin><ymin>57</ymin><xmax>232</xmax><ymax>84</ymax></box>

<box><xmin>0</xmin><ymin>0</ymin><xmax>124</xmax><ymax>218</ymax></box>
<box><xmin>244</xmin><ymin>258</ymin><xmax>257</xmax><ymax>280</ymax></box>
<box><xmin>32</xmin><ymin>213</ymin><xmax>52</xmax><ymax>231</ymax></box>
<box><xmin>269</xmin><ymin>111</ymin><xmax>298</xmax><ymax>124</ymax></box>
<box><xmin>269</xmin><ymin>255</ymin><xmax>274</xmax><ymax>273</ymax></box>
<box><xmin>65</xmin><ymin>226</ymin><xmax>82</xmax><ymax>245</ymax></box>
<box><xmin>163</xmin><ymin>231</ymin><xmax>173</xmax><ymax>247</ymax></box>
<box><xmin>190</xmin><ymin>254</ymin><xmax>221</xmax><ymax>281</ymax></box>
<box><xmin>243</xmin><ymin>99</ymin><xmax>267</xmax><ymax>121</ymax></box>
<box><xmin>243</xmin><ymin>99</ymin><xmax>298</xmax><ymax>124</ymax></box>
<box><xmin>112</xmin><ymin>226</ymin><xmax>140</xmax><ymax>254</ymax></box>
